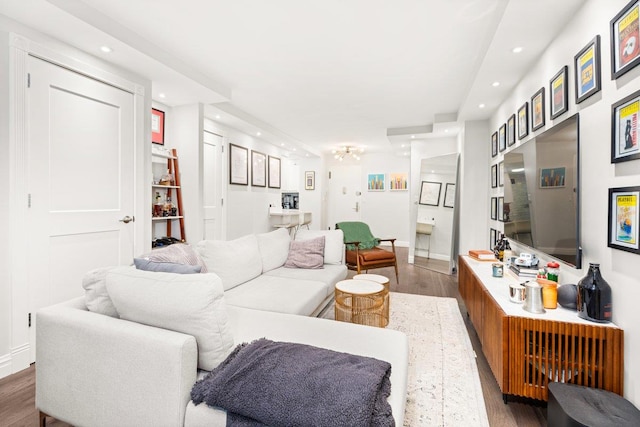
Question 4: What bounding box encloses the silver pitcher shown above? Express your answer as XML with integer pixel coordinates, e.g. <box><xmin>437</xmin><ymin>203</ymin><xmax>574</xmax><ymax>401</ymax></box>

<box><xmin>523</xmin><ymin>281</ymin><xmax>545</xmax><ymax>314</ymax></box>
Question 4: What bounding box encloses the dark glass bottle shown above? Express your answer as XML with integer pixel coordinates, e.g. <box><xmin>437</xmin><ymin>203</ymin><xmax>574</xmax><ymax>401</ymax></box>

<box><xmin>577</xmin><ymin>263</ymin><xmax>612</xmax><ymax>323</ymax></box>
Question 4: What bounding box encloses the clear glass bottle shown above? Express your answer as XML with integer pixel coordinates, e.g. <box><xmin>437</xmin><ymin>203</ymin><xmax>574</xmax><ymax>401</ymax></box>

<box><xmin>577</xmin><ymin>263</ymin><xmax>612</xmax><ymax>323</ymax></box>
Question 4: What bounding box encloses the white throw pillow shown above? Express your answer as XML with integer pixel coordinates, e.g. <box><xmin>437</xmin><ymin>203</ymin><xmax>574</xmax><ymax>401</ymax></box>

<box><xmin>196</xmin><ymin>234</ymin><xmax>263</xmax><ymax>291</ymax></box>
<box><xmin>256</xmin><ymin>228</ymin><xmax>291</xmax><ymax>272</ymax></box>
<box><xmin>295</xmin><ymin>229</ymin><xmax>344</xmax><ymax>265</ymax></box>
<box><xmin>82</xmin><ymin>266</ymin><xmax>121</xmax><ymax>318</ymax></box>
<box><xmin>105</xmin><ymin>267</ymin><xmax>234</xmax><ymax>371</ymax></box>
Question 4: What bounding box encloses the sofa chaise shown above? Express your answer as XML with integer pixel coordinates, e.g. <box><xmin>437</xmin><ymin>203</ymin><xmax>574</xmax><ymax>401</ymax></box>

<box><xmin>35</xmin><ymin>228</ymin><xmax>409</xmax><ymax>426</ymax></box>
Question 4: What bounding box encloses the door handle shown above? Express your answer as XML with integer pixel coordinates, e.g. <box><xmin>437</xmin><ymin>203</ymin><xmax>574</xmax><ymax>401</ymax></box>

<box><xmin>119</xmin><ymin>216</ymin><xmax>135</xmax><ymax>224</ymax></box>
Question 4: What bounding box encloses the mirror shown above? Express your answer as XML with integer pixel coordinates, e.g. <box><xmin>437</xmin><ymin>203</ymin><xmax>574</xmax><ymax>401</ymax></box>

<box><xmin>503</xmin><ymin>114</ymin><xmax>581</xmax><ymax>268</ymax></box>
<box><xmin>412</xmin><ymin>152</ymin><xmax>459</xmax><ymax>274</ymax></box>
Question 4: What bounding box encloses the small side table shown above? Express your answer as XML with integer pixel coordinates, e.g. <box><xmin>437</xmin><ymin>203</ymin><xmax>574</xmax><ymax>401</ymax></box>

<box><xmin>335</xmin><ymin>279</ymin><xmax>389</xmax><ymax>327</ymax></box>
<box><xmin>353</xmin><ymin>273</ymin><xmax>390</xmax><ymax>321</ymax></box>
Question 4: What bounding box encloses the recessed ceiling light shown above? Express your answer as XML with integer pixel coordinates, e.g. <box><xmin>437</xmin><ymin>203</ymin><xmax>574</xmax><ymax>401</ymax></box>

<box><xmin>401</xmin><ymin>144</ymin><xmax>405</xmax><ymax>148</ymax></box>
<box><xmin>100</xmin><ymin>46</ymin><xmax>113</xmax><ymax>53</ymax></box>
<box><xmin>512</xmin><ymin>46</ymin><xmax>523</xmax><ymax>54</ymax></box>
<box><xmin>411</xmin><ymin>135</ymin><xmax>415</xmax><ymax>139</ymax></box>
<box><xmin>256</xmin><ymin>132</ymin><xmax>261</xmax><ymax>136</ymax></box>
<box><xmin>444</xmin><ymin>129</ymin><xmax>449</xmax><ymax>133</ymax></box>
<box><xmin>158</xmin><ymin>93</ymin><xmax>166</xmax><ymax>99</ymax></box>
<box><xmin>492</xmin><ymin>81</ymin><xmax>500</xmax><ymax>87</ymax></box>
<box><xmin>479</xmin><ymin>103</ymin><xmax>486</xmax><ymax>109</ymax></box>
<box><xmin>280</xmin><ymin>143</ymin><xmax>285</xmax><ymax>147</ymax></box>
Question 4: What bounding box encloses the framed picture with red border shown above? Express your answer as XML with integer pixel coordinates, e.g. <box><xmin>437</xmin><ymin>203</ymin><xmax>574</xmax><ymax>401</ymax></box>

<box><xmin>151</xmin><ymin>108</ymin><xmax>165</xmax><ymax>145</ymax></box>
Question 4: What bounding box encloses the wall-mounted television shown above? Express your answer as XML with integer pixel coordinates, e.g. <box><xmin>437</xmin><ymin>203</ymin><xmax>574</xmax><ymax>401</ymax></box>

<box><xmin>502</xmin><ymin>114</ymin><xmax>581</xmax><ymax>268</ymax></box>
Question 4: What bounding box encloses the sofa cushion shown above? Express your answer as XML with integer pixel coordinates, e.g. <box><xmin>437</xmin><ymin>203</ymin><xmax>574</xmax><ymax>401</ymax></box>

<box><xmin>196</xmin><ymin>235</ymin><xmax>263</xmax><ymax>291</ymax></box>
<box><xmin>105</xmin><ymin>267</ymin><xmax>234</xmax><ymax>371</ymax></box>
<box><xmin>265</xmin><ymin>264</ymin><xmax>347</xmax><ymax>298</ymax></box>
<box><xmin>284</xmin><ymin>236</ymin><xmax>325</xmax><ymax>269</ymax></box>
<box><xmin>138</xmin><ymin>243</ymin><xmax>208</xmax><ymax>273</ymax></box>
<box><xmin>295</xmin><ymin>229</ymin><xmax>344</xmax><ymax>265</ymax></box>
<box><xmin>256</xmin><ymin>228</ymin><xmax>291</xmax><ymax>273</ymax></box>
<box><xmin>224</xmin><ymin>275</ymin><xmax>328</xmax><ymax>316</ymax></box>
<box><xmin>82</xmin><ymin>266</ymin><xmax>120</xmax><ymax>318</ymax></box>
<box><xmin>133</xmin><ymin>258</ymin><xmax>202</xmax><ymax>274</ymax></box>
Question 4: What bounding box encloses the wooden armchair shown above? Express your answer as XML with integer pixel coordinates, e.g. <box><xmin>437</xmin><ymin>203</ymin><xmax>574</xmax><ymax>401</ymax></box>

<box><xmin>336</xmin><ymin>221</ymin><xmax>399</xmax><ymax>283</ymax></box>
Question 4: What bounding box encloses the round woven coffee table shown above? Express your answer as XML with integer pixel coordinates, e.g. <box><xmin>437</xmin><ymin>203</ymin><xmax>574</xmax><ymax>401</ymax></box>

<box><xmin>353</xmin><ymin>273</ymin><xmax>390</xmax><ymax>321</ymax></box>
<box><xmin>335</xmin><ymin>279</ymin><xmax>389</xmax><ymax>327</ymax></box>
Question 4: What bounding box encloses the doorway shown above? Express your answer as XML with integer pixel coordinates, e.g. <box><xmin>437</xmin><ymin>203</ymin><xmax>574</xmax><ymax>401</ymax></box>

<box><xmin>327</xmin><ymin>164</ymin><xmax>362</xmax><ymax>228</ymax></box>
<box><xmin>22</xmin><ymin>55</ymin><xmax>136</xmax><ymax>362</ymax></box>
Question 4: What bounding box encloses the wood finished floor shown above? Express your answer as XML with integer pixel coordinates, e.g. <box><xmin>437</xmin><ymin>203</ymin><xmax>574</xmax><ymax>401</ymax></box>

<box><xmin>0</xmin><ymin>247</ymin><xmax>546</xmax><ymax>427</ymax></box>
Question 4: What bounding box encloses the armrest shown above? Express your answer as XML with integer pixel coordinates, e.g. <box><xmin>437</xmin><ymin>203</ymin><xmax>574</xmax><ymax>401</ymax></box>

<box><xmin>36</xmin><ymin>297</ymin><xmax>198</xmax><ymax>427</ymax></box>
<box><xmin>378</xmin><ymin>238</ymin><xmax>396</xmax><ymax>243</ymax></box>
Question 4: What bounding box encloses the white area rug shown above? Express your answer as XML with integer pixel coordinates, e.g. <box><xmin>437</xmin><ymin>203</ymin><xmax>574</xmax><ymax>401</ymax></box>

<box><xmin>324</xmin><ymin>292</ymin><xmax>489</xmax><ymax>426</ymax></box>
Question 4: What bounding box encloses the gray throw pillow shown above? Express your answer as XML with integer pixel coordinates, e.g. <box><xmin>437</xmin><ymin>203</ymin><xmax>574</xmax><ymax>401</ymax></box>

<box><xmin>134</xmin><ymin>258</ymin><xmax>202</xmax><ymax>274</ymax></box>
<box><xmin>284</xmin><ymin>236</ymin><xmax>325</xmax><ymax>269</ymax></box>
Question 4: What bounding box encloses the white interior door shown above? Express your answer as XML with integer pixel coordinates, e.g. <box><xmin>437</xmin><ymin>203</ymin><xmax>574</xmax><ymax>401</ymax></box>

<box><xmin>203</xmin><ymin>130</ymin><xmax>223</xmax><ymax>240</ymax></box>
<box><xmin>328</xmin><ymin>165</ymin><xmax>362</xmax><ymax>228</ymax></box>
<box><xmin>27</xmin><ymin>56</ymin><xmax>135</xmax><ymax>360</ymax></box>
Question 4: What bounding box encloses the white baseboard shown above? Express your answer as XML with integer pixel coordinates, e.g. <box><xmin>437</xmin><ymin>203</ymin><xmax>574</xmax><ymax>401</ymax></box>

<box><xmin>0</xmin><ymin>353</ymin><xmax>11</xmax><ymax>379</ymax></box>
<box><xmin>0</xmin><ymin>343</ymin><xmax>32</xmax><ymax>379</ymax></box>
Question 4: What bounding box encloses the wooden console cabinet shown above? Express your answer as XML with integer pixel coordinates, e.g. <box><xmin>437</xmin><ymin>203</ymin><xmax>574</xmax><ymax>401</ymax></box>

<box><xmin>459</xmin><ymin>256</ymin><xmax>624</xmax><ymax>402</ymax></box>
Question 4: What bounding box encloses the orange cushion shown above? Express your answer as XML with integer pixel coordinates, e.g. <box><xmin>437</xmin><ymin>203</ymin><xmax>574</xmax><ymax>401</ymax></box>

<box><xmin>359</xmin><ymin>248</ymin><xmax>395</xmax><ymax>262</ymax></box>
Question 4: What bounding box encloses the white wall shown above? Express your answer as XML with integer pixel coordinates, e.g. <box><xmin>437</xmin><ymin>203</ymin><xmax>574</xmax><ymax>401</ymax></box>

<box><xmin>325</xmin><ymin>152</ymin><xmax>411</xmax><ymax>245</ymax></box>
<box><xmin>489</xmin><ymin>0</ymin><xmax>640</xmax><ymax>404</ymax></box>
<box><xmin>458</xmin><ymin>120</ymin><xmax>491</xmax><ymax>256</ymax></box>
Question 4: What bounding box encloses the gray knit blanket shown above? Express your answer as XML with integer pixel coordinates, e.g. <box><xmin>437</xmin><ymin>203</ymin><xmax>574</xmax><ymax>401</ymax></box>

<box><xmin>191</xmin><ymin>338</ymin><xmax>394</xmax><ymax>427</ymax></box>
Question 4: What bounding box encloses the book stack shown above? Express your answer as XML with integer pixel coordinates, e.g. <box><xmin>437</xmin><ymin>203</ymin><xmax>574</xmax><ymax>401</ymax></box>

<box><xmin>509</xmin><ymin>264</ymin><xmax>539</xmax><ymax>279</ymax></box>
<box><xmin>468</xmin><ymin>249</ymin><xmax>497</xmax><ymax>261</ymax></box>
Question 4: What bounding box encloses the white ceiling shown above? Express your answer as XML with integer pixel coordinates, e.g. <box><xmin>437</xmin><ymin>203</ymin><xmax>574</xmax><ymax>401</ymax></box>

<box><xmin>0</xmin><ymin>0</ymin><xmax>585</xmax><ymax>158</ymax></box>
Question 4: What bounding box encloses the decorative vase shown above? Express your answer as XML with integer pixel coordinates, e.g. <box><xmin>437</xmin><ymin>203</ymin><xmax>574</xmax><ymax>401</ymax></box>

<box><xmin>577</xmin><ymin>263</ymin><xmax>612</xmax><ymax>323</ymax></box>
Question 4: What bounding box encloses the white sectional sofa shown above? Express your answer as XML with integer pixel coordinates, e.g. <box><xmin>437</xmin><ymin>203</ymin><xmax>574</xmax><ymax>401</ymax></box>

<box><xmin>196</xmin><ymin>228</ymin><xmax>348</xmax><ymax>316</ymax></box>
<box><xmin>35</xmin><ymin>228</ymin><xmax>409</xmax><ymax>427</ymax></box>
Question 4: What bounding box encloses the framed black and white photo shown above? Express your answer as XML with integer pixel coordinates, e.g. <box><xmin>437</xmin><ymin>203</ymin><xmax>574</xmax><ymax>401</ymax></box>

<box><xmin>268</xmin><ymin>155</ymin><xmax>281</xmax><ymax>189</ymax></box>
<box><xmin>490</xmin><ymin>228</ymin><xmax>497</xmax><ymax>248</ymax></box>
<box><xmin>229</xmin><ymin>143</ymin><xmax>248</xmax><ymax>185</ymax></box>
<box><xmin>443</xmin><ymin>183</ymin><xmax>456</xmax><ymax>208</ymax></box>
<box><xmin>499</xmin><ymin>161</ymin><xmax>504</xmax><ymax>187</ymax></box>
<box><xmin>611</xmin><ymin>1</ymin><xmax>640</xmax><ymax>79</ymax></box>
<box><xmin>491</xmin><ymin>131</ymin><xmax>498</xmax><ymax>157</ymax></box>
<box><xmin>608</xmin><ymin>186</ymin><xmax>640</xmax><ymax>254</ymax></box>
<box><xmin>507</xmin><ymin>114</ymin><xmax>516</xmax><ymax>146</ymax></box>
<box><xmin>419</xmin><ymin>181</ymin><xmax>442</xmax><ymax>206</ymax></box>
<box><xmin>251</xmin><ymin>150</ymin><xmax>266</xmax><ymax>187</ymax></box>
<box><xmin>518</xmin><ymin>102</ymin><xmax>529</xmax><ymax>140</ymax></box>
<box><xmin>491</xmin><ymin>197</ymin><xmax>497</xmax><ymax>220</ymax></box>
<box><xmin>550</xmin><ymin>66</ymin><xmax>569</xmax><ymax>119</ymax></box>
<box><xmin>574</xmin><ymin>35</ymin><xmax>601</xmax><ymax>103</ymax></box>
<box><xmin>611</xmin><ymin>88</ymin><xmax>640</xmax><ymax>163</ymax></box>
<box><xmin>498</xmin><ymin>197</ymin><xmax>505</xmax><ymax>221</ymax></box>
<box><xmin>491</xmin><ymin>164</ymin><xmax>498</xmax><ymax>188</ymax></box>
<box><xmin>531</xmin><ymin>87</ymin><xmax>545</xmax><ymax>131</ymax></box>
<box><xmin>499</xmin><ymin>123</ymin><xmax>507</xmax><ymax>152</ymax></box>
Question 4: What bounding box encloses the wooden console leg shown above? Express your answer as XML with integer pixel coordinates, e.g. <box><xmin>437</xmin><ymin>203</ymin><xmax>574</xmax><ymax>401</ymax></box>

<box><xmin>39</xmin><ymin>411</ymin><xmax>47</xmax><ymax>427</ymax></box>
